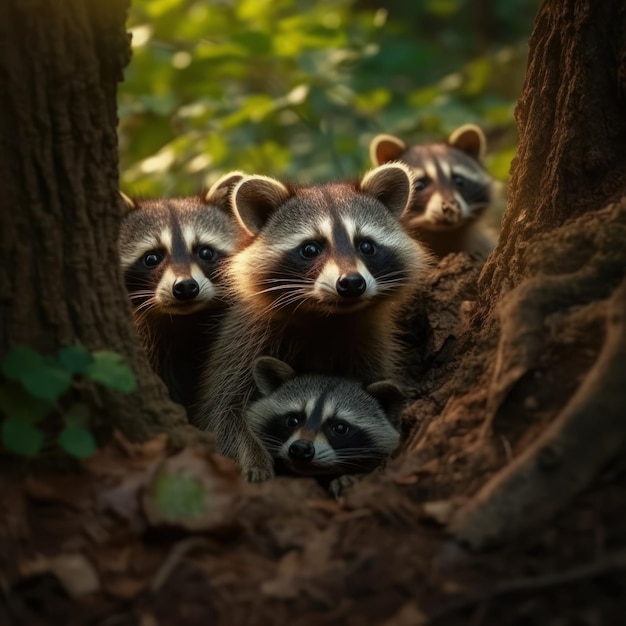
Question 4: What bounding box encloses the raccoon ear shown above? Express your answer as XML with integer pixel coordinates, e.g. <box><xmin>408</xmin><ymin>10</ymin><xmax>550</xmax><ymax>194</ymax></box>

<box><xmin>366</xmin><ymin>380</ymin><xmax>406</xmax><ymax>426</ymax></box>
<box><xmin>232</xmin><ymin>175</ymin><xmax>291</xmax><ymax>237</ymax></box>
<box><xmin>119</xmin><ymin>191</ymin><xmax>136</xmax><ymax>214</ymax></box>
<box><xmin>204</xmin><ymin>170</ymin><xmax>246</xmax><ymax>211</ymax></box>
<box><xmin>359</xmin><ymin>163</ymin><xmax>414</xmax><ymax>218</ymax></box>
<box><xmin>252</xmin><ymin>357</ymin><xmax>296</xmax><ymax>396</ymax></box>
<box><xmin>369</xmin><ymin>134</ymin><xmax>407</xmax><ymax>166</ymax></box>
<box><xmin>448</xmin><ymin>124</ymin><xmax>487</xmax><ymax>163</ymax></box>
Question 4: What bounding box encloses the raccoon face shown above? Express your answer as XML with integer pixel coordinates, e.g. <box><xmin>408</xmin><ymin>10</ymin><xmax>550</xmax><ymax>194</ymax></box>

<box><xmin>370</xmin><ymin>125</ymin><xmax>493</xmax><ymax>233</ymax></box>
<box><xmin>118</xmin><ymin>172</ymin><xmax>243</xmax><ymax>317</ymax></box>
<box><xmin>247</xmin><ymin>357</ymin><xmax>403</xmax><ymax>476</ymax></box>
<box><xmin>229</xmin><ymin>164</ymin><xmax>426</xmax><ymax>315</ymax></box>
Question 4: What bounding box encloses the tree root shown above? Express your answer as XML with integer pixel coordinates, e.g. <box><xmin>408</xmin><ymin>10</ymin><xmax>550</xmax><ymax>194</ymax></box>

<box><xmin>449</xmin><ymin>276</ymin><xmax>626</xmax><ymax>549</ymax></box>
<box><xmin>481</xmin><ymin>265</ymin><xmax>617</xmax><ymax>438</ymax></box>
<box><xmin>431</xmin><ymin>549</ymin><xmax>626</xmax><ymax>622</ymax></box>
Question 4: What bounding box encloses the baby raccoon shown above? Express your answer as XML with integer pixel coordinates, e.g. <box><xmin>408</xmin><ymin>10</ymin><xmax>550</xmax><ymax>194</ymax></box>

<box><xmin>247</xmin><ymin>357</ymin><xmax>403</xmax><ymax>478</ymax></box>
<box><xmin>194</xmin><ymin>163</ymin><xmax>430</xmax><ymax>481</ymax></box>
<box><xmin>369</xmin><ymin>124</ymin><xmax>497</xmax><ymax>260</ymax></box>
<box><xmin>118</xmin><ymin>171</ymin><xmax>244</xmax><ymax>409</ymax></box>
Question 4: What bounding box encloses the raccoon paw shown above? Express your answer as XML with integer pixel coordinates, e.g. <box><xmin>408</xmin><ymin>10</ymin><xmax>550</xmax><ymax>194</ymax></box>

<box><xmin>328</xmin><ymin>474</ymin><xmax>361</xmax><ymax>498</ymax></box>
<box><xmin>242</xmin><ymin>464</ymin><xmax>275</xmax><ymax>483</ymax></box>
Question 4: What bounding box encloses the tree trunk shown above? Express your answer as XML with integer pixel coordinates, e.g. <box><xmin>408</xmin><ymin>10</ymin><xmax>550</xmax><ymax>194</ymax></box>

<box><xmin>408</xmin><ymin>0</ymin><xmax>626</xmax><ymax>549</ymax></box>
<box><xmin>0</xmin><ymin>0</ymin><xmax>187</xmax><ymax>439</ymax></box>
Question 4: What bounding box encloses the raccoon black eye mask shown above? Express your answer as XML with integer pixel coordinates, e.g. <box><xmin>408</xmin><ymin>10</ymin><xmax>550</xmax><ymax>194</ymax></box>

<box><xmin>193</xmin><ymin>162</ymin><xmax>429</xmax><ymax>482</ymax></box>
<box><xmin>117</xmin><ymin>171</ymin><xmax>245</xmax><ymax>409</ymax></box>
<box><xmin>246</xmin><ymin>356</ymin><xmax>404</xmax><ymax>477</ymax></box>
<box><xmin>369</xmin><ymin>124</ymin><xmax>497</xmax><ymax>260</ymax></box>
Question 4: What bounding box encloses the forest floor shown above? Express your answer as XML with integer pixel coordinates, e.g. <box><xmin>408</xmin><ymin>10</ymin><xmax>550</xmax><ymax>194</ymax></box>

<box><xmin>1</xmin><ymin>254</ymin><xmax>625</xmax><ymax>626</ymax></box>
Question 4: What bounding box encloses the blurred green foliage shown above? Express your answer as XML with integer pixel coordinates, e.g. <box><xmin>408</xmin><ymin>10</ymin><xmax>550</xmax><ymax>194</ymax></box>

<box><xmin>119</xmin><ymin>0</ymin><xmax>540</xmax><ymax>196</ymax></box>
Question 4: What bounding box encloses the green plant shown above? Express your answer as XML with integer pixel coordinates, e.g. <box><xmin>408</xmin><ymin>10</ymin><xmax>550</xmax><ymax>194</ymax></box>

<box><xmin>0</xmin><ymin>345</ymin><xmax>136</xmax><ymax>459</ymax></box>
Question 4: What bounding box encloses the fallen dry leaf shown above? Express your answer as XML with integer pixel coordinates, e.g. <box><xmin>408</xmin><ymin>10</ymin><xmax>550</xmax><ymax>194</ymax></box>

<box><xmin>421</xmin><ymin>500</ymin><xmax>455</xmax><ymax>525</ymax></box>
<box><xmin>20</xmin><ymin>553</ymin><xmax>100</xmax><ymax>598</ymax></box>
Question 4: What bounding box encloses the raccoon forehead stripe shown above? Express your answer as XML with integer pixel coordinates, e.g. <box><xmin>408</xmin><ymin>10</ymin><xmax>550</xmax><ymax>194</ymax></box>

<box><xmin>424</xmin><ymin>160</ymin><xmax>439</xmax><ymax>183</ymax></box>
<box><xmin>305</xmin><ymin>391</ymin><xmax>333</xmax><ymax>432</ymax></box>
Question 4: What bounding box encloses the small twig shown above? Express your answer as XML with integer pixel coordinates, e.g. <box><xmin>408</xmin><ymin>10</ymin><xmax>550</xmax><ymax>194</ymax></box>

<box><xmin>430</xmin><ymin>549</ymin><xmax>626</xmax><ymax>623</ymax></box>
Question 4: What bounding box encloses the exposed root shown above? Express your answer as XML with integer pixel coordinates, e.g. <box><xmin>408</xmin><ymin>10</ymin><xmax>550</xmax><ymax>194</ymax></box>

<box><xmin>481</xmin><ymin>265</ymin><xmax>617</xmax><ymax>438</ymax></box>
<box><xmin>449</xmin><ymin>277</ymin><xmax>626</xmax><ymax>549</ymax></box>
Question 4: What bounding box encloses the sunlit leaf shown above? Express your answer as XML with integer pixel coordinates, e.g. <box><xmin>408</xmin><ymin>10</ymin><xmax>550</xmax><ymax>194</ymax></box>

<box><xmin>85</xmin><ymin>352</ymin><xmax>136</xmax><ymax>393</ymax></box>
<box><xmin>85</xmin><ymin>351</ymin><xmax>136</xmax><ymax>393</ymax></box>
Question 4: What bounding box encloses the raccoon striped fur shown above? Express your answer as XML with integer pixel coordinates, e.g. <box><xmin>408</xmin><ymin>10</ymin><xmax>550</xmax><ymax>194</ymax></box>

<box><xmin>369</xmin><ymin>124</ymin><xmax>498</xmax><ymax>260</ymax></box>
<box><xmin>193</xmin><ymin>163</ymin><xmax>430</xmax><ymax>481</ymax></box>
<box><xmin>118</xmin><ymin>172</ymin><xmax>244</xmax><ymax>409</ymax></box>
<box><xmin>247</xmin><ymin>356</ymin><xmax>403</xmax><ymax>478</ymax></box>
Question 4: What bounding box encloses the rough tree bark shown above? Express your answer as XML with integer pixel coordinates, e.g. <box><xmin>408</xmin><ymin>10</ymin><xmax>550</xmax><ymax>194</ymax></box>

<box><xmin>0</xmin><ymin>0</ymin><xmax>188</xmax><ymax>439</ymax></box>
<box><xmin>408</xmin><ymin>0</ymin><xmax>626</xmax><ymax>549</ymax></box>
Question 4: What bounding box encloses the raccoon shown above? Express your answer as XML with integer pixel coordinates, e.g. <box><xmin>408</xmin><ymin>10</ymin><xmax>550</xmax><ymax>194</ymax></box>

<box><xmin>118</xmin><ymin>171</ymin><xmax>244</xmax><ymax>409</ymax></box>
<box><xmin>247</xmin><ymin>356</ymin><xmax>403</xmax><ymax>478</ymax></box>
<box><xmin>193</xmin><ymin>163</ymin><xmax>430</xmax><ymax>481</ymax></box>
<box><xmin>369</xmin><ymin>124</ymin><xmax>497</xmax><ymax>260</ymax></box>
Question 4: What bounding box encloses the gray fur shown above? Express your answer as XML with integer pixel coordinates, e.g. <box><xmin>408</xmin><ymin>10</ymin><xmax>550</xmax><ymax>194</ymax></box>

<box><xmin>369</xmin><ymin>124</ymin><xmax>498</xmax><ymax>260</ymax></box>
<box><xmin>192</xmin><ymin>164</ymin><xmax>429</xmax><ymax>481</ymax></box>
<box><xmin>117</xmin><ymin>173</ymin><xmax>244</xmax><ymax>408</ymax></box>
<box><xmin>247</xmin><ymin>357</ymin><xmax>401</xmax><ymax>477</ymax></box>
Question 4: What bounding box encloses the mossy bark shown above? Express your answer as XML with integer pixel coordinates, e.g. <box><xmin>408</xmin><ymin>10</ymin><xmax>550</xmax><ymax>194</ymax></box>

<box><xmin>0</xmin><ymin>0</ymin><xmax>187</xmax><ymax>439</ymax></box>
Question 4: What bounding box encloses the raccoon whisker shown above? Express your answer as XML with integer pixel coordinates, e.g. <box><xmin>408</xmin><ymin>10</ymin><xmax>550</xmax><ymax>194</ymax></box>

<box><xmin>132</xmin><ymin>299</ymin><xmax>159</xmax><ymax>322</ymax></box>
<box><xmin>262</xmin><ymin>290</ymin><xmax>308</xmax><ymax>314</ymax></box>
<box><xmin>260</xmin><ymin>276</ymin><xmax>312</xmax><ymax>284</ymax></box>
<box><xmin>133</xmin><ymin>297</ymin><xmax>158</xmax><ymax>312</ymax></box>
<box><xmin>128</xmin><ymin>291</ymin><xmax>157</xmax><ymax>300</ymax></box>
<box><xmin>254</xmin><ymin>283</ymin><xmax>311</xmax><ymax>296</ymax></box>
<box><xmin>375</xmin><ymin>269</ymin><xmax>412</xmax><ymax>281</ymax></box>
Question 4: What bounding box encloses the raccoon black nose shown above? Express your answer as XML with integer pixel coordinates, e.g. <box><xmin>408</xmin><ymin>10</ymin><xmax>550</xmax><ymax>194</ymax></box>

<box><xmin>173</xmin><ymin>278</ymin><xmax>200</xmax><ymax>301</ymax></box>
<box><xmin>288</xmin><ymin>440</ymin><xmax>315</xmax><ymax>461</ymax></box>
<box><xmin>336</xmin><ymin>273</ymin><xmax>366</xmax><ymax>298</ymax></box>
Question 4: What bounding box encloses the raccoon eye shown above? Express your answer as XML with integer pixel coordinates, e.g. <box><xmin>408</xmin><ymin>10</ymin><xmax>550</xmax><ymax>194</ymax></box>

<box><xmin>452</xmin><ymin>174</ymin><xmax>466</xmax><ymax>187</ymax></box>
<box><xmin>143</xmin><ymin>251</ymin><xmax>163</xmax><ymax>268</ymax></box>
<box><xmin>198</xmin><ymin>246</ymin><xmax>215</xmax><ymax>261</ymax></box>
<box><xmin>300</xmin><ymin>241</ymin><xmax>322</xmax><ymax>259</ymax></box>
<box><xmin>331</xmin><ymin>421</ymin><xmax>350</xmax><ymax>436</ymax></box>
<box><xmin>285</xmin><ymin>413</ymin><xmax>302</xmax><ymax>429</ymax></box>
<box><xmin>415</xmin><ymin>177</ymin><xmax>431</xmax><ymax>192</ymax></box>
<box><xmin>358</xmin><ymin>240</ymin><xmax>376</xmax><ymax>256</ymax></box>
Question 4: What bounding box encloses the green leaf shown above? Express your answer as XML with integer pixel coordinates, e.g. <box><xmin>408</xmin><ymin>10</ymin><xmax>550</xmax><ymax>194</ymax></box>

<box><xmin>0</xmin><ymin>382</ymin><xmax>52</xmax><ymax>424</ymax></box>
<box><xmin>58</xmin><ymin>427</ymin><xmax>97</xmax><ymax>459</ymax></box>
<box><xmin>2</xmin><ymin>347</ymin><xmax>45</xmax><ymax>382</ymax></box>
<box><xmin>58</xmin><ymin>345</ymin><xmax>93</xmax><ymax>375</ymax></box>
<box><xmin>152</xmin><ymin>469</ymin><xmax>208</xmax><ymax>523</ymax></box>
<box><xmin>1</xmin><ymin>417</ymin><xmax>44</xmax><ymax>456</ymax></box>
<box><xmin>64</xmin><ymin>403</ymin><xmax>91</xmax><ymax>428</ymax></box>
<box><xmin>21</xmin><ymin>365</ymin><xmax>73</xmax><ymax>401</ymax></box>
<box><xmin>85</xmin><ymin>351</ymin><xmax>136</xmax><ymax>393</ymax></box>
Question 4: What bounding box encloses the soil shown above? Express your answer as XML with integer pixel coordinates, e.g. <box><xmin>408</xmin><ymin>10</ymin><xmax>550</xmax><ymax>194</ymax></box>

<box><xmin>2</xmin><ymin>244</ymin><xmax>625</xmax><ymax>626</ymax></box>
